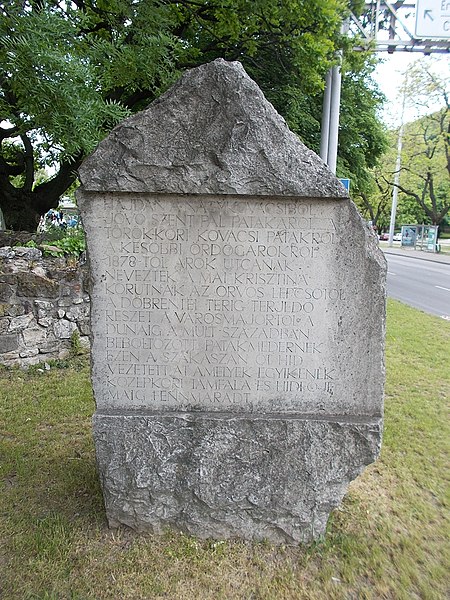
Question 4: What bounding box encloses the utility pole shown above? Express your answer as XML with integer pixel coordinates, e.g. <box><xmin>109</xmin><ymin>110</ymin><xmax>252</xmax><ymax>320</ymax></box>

<box><xmin>388</xmin><ymin>75</ymin><xmax>408</xmax><ymax>246</ymax></box>
<box><xmin>319</xmin><ymin>70</ymin><xmax>332</xmax><ymax>166</ymax></box>
<box><xmin>320</xmin><ymin>66</ymin><xmax>342</xmax><ymax>174</ymax></box>
<box><xmin>387</xmin><ymin>123</ymin><xmax>405</xmax><ymax>246</ymax></box>
<box><xmin>320</xmin><ymin>22</ymin><xmax>347</xmax><ymax>175</ymax></box>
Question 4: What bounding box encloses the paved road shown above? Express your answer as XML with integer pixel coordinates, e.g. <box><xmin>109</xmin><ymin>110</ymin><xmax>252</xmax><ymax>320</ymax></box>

<box><xmin>384</xmin><ymin>253</ymin><xmax>450</xmax><ymax>320</ymax></box>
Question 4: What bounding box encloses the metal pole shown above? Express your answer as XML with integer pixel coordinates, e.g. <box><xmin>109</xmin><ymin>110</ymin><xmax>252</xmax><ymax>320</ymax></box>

<box><xmin>320</xmin><ymin>19</ymin><xmax>347</xmax><ymax>173</ymax></box>
<box><xmin>388</xmin><ymin>74</ymin><xmax>407</xmax><ymax>247</ymax></box>
<box><xmin>320</xmin><ymin>69</ymin><xmax>332</xmax><ymax>163</ymax></box>
<box><xmin>327</xmin><ymin>64</ymin><xmax>342</xmax><ymax>175</ymax></box>
<box><xmin>388</xmin><ymin>122</ymin><xmax>404</xmax><ymax>246</ymax></box>
<box><xmin>374</xmin><ymin>0</ymin><xmax>381</xmax><ymax>40</ymax></box>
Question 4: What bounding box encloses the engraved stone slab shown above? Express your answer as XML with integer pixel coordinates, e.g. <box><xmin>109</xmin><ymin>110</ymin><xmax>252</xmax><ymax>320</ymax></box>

<box><xmin>78</xmin><ymin>59</ymin><xmax>386</xmax><ymax>544</ymax></box>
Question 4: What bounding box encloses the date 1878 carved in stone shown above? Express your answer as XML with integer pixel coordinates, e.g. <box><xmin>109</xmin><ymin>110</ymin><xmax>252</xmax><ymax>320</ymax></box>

<box><xmin>77</xmin><ymin>59</ymin><xmax>386</xmax><ymax>544</ymax></box>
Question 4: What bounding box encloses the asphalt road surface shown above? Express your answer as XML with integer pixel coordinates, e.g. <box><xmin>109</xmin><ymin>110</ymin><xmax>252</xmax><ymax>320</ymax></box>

<box><xmin>385</xmin><ymin>254</ymin><xmax>450</xmax><ymax>320</ymax></box>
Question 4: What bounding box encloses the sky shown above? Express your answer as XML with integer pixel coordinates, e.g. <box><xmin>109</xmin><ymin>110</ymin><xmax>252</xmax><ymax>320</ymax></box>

<box><xmin>367</xmin><ymin>0</ymin><xmax>449</xmax><ymax>127</ymax></box>
<box><xmin>372</xmin><ymin>52</ymin><xmax>449</xmax><ymax>127</ymax></box>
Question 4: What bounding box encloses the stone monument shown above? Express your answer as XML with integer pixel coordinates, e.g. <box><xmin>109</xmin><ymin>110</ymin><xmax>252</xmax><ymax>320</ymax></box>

<box><xmin>77</xmin><ymin>59</ymin><xmax>386</xmax><ymax>544</ymax></box>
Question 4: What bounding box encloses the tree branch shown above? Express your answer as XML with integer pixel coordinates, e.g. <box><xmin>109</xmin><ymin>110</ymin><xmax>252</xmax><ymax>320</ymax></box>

<box><xmin>33</xmin><ymin>152</ymin><xmax>84</xmax><ymax>212</ymax></box>
<box><xmin>20</xmin><ymin>133</ymin><xmax>34</xmax><ymax>192</ymax></box>
<box><xmin>0</xmin><ymin>125</ymin><xmax>19</xmax><ymax>141</ymax></box>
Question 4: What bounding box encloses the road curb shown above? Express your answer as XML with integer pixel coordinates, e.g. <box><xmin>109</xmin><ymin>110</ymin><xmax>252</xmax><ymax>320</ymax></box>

<box><xmin>382</xmin><ymin>249</ymin><xmax>450</xmax><ymax>266</ymax></box>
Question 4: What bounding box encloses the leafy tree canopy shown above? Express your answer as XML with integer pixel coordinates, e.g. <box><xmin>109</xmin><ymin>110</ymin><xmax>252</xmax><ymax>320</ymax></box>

<box><xmin>357</xmin><ymin>58</ymin><xmax>449</xmax><ymax>230</ymax></box>
<box><xmin>0</xmin><ymin>0</ymin><xmax>383</xmax><ymax>230</ymax></box>
<box><xmin>397</xmin><ymin>108</ymin><xmax>450</xmax><ymax>226</ymax></box>
<box><xmin>395</xmin><ymin>58</ymin><xmax>450</xmax><ymax>226</ymax></box>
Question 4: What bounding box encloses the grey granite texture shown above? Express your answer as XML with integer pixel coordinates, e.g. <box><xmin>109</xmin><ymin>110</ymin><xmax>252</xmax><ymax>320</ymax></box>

<box><xmin>78</xmin><ymin>59</ymin><xmax>386</xmax><ymax>543</ymax></box>
<box><xmin>80</xmin><ymin>193</ymin><xmax>386</xmax><ymax>417</ymax></box>
<box><xmin>94</xmin><ymin>412</ymin><xmax>382</xmax><ymax>544</ymax></box>
<box><xmin>79</xmin><ymin>59</ymin><xmax>347</xmax><ymax>199</ymax></box>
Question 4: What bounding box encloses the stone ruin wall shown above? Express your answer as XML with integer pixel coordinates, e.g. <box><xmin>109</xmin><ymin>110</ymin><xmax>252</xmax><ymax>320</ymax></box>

<box><xmin>0</xmin><ymin>246</ymin><xmax>90</xmax><ymax>367</ymax></box>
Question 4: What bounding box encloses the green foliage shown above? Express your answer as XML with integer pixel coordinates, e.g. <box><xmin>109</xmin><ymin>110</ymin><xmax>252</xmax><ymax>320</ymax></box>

<box><xmin>395</xmin><ymin>191</ymin><xmax>428</xmax><ymax>225</ymax></box>
<box><xmin>0</xmin><ymin>0</ymin><xmax>386</xmax><ymax>230</ymax></box>
<box><xmin>45</xmin><ymin>228</ymin><xmax>86</xmax><ymax>257</ymax></box>
<box><xmin>17</xmin><ymin>239</ymin><xmax>37</xmax><ymax>249</ymax></box>
<box><xmin>359</xmin><ymin>58</ymin><xmax>450</xmax><ymax>228</ymax></box>
<box><xmin>398</xmin><ymin>107</ymin><xmax>450</xmax><ymax>225</ymax></box>
<box><xmin>338</xmin><ymin>54</ymin><xmax>388</xmax><ymax>194</ymax></box>
<box><xmin>353</xmin><ymin>128</ymin><xmax>398</xmax><ymax>229</ymax></box>
<box><xmin>70</xmin><ymin>330</ymin><xmax>84</xmax><ymax>357</ymax></box>
<box><xmin>0</xmin><ymin>1</ymin><xmax>173</xmax><ymax>160</ymax></box>
<box><xmin>22</xmin><ymin>225</ymin><xmax>87</xmax><ymax>257</ymax></box>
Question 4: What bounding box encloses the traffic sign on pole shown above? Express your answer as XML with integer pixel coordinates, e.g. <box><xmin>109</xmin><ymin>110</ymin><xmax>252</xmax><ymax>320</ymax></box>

<box><xmin>339</xmin><ymin>178</ymin><xmax>350</xmax><ymax>191</ymax></box>
<box><xmin>415</xmin><ymin>0</ymin><xmax>450</xmax><ymax>39</ymax></box>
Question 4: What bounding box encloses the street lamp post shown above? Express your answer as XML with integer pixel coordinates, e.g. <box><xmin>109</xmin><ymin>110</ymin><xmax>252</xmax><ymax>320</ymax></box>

<box><xmin>388</xmin><ymin>77</ymin><xmax>407</xmax><ymax>247</ymax></box>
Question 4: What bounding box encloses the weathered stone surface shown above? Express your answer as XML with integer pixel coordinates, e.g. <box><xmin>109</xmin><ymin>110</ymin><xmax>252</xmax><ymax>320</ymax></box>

<box><xmin>27</xmin><ymin>248</ymin><xmax>43</xmax><ymax>261</ymax></box>
<box><xmin>17</xmin><ymin>354</ymin><xmax>41</xmax><ymax>367</ymax></box>
<box><xmin>29</xmin><ymin>265</ymin><xmax>47</xmax><ymax>278</ymax></box>
<box><xmin>78</xmin><ymin>320</ymin><xmax>91</xmax><ymax>336</ymax></box>
<box><xmin>38</xmin><ymin>317</ymin><xmax>53</xmax><ymax>328</ymax></box>
<box><xmin>0</xmin><ymin>303</ymin><xmax>18</xmax><ymax>317</ymax></box>
<box><xmin>0</xmin><ymin>247</ymin><xmax>14</xmax><ymax>259</ymax></box>
<box><xmin>2</xmin><ymin>352</ymin><xmax>21</xmax><ymax>362</ymax></box>
<box><xmin>13</xmin><ymin>247</ymin><xmax>42</xmax><ymax>260</ymax></box>
<box><xmin>34</xmin><ymin>300</ymin><xmax>54</xmax><ymax>312</ymax></box>
<box><xmin>58</xmin><ymin>346</ymin><xmax>71</xmax><ymax>359</ymax></box>
<box><xmin>0</xmin><ymin>283</ymin><xmax>13</xmax><ymax>301</ymax></box>
<box><xmin>65</xmin><ymin>305</ymin><xmax>87</xmax><ymax>322</ymax></box>
<box><xmin>12</xmin><ymin>246</ymin><xmax>30</xmax><ymax>257</ymax></box>
<box><xmin>38</xmin><ymin>334</ymin><xmax>59</xmax><ymax>354</ymax></box>
<box><xmin>20</xmin><ymin>347</ymin><xmax>39</xmax><ymax>358</ymax></box>
<box><xmin>79</xmin><ymin>335</ymin><xmax>91</xmax><ymax>350</ymax></box>
<box><xmin>6</xmin><ymin>304</ymin><xmax>25</xmax><ymax>317</ymax></box>
<box><xmin>53</xmin><ymin>319</ymin><xmax>77</xmax><ymax>339</ymax></box>
<box><xmin>0</xmin><ymin>248</ymin><xmax>91</xmax><ymax>367</ymax></box>
<box><xmin>0</xmin><ymin>273</ymin><xmax>15</xmax><ymax>285</ymax></box>
<box><xmin>79</xmin><ymin>59</ymin><xmax>385</xmax><ymax>543</ymax></box>
<box><xmin>0</xmin><ymin>334</ymin><xmax>19</xmax><ymax>353</ymax></box>
<box><xmin>16</xmin><ymin>272</ymin><xmax>59</xmax><ymax>298</ymax></box>
<box><xmin>9</xmin><ymin>258</ymin><xmax>31</xmax><ymax>274</ymax></box>
<box><xmin>57</xmin><ymin>298</ymin><xmax>72</xmax><ymax>308</ymax></box>
<box><xmin>9</xmin><ymin>313</ymin><xmax>35</xmax><ymax>332</ymax></box>
<box><xmin>22</xmin><ymin>326</ymin><xmax>47</xmax><ymax>346</ymax></box>
<box><xmin>79</xmin><ymin>59</ymin><xmax>347</xmax><ymax>199</ymax></box>
<box><xmin>94</xmin><ymin>412</ymin><xmax>382</xmax><ymax>543</ymax></box>
<box><xmin>83</xmin><ymin>195</ymin><xmax>384</xmax><ymax>417</ymax></box>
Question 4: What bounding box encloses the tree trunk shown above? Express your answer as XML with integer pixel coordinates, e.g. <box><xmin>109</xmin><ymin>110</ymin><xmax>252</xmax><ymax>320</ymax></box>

<box><xmin>0</xmin><ymin>185</ymin><xmax>59</xmax><ymax>231</ymax></box>
<box><xmin>0</xmin><ymin>155</ymin><xmax>83</xmax><ymax>231</ymax></box>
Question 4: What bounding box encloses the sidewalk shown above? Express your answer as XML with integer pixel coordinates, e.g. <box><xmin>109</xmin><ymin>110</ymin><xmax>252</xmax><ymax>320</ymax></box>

<box><xmin>380</xmin><ymin>245</ymin><xmax>450</xmax><ymax>265</ymax></box>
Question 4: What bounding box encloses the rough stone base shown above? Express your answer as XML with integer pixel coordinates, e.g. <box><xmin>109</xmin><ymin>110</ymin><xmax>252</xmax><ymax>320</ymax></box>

<box><xmin>93</xmin><ymin>412</ymin><xmax>382</xmax><ymax>544</ymax></box>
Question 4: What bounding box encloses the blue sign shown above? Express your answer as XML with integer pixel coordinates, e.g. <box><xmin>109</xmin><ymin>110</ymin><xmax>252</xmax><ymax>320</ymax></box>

<box><xmin>339</xmin><ymin>178</ymin><xmax>350</xmax><ymax>191</ymax></box>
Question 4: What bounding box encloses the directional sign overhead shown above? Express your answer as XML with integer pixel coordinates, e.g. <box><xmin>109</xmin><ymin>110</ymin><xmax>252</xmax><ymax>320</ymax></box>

<box><xmin>415</xmin><ymin>0</ymin><xmax>450</xmax><ymax>39</ymax></box>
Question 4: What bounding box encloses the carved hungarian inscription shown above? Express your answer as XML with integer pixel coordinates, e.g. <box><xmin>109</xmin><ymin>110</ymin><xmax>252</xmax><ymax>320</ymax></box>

<box><xmin>91</xmin><ymin>193</ymin><xmax>348</xmax><ymax>413</ymax></box>
<box><xmin>79</xmin><ymin>59</ymin><xmax>385</xmax><ymax>544</ymax></box>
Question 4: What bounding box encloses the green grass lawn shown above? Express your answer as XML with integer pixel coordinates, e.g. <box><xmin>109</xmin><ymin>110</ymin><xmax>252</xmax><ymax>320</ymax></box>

<box><xmin>1</xmin><ymin>300</ymin><xmax>449</xmax><ymax>599</ymax></box>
